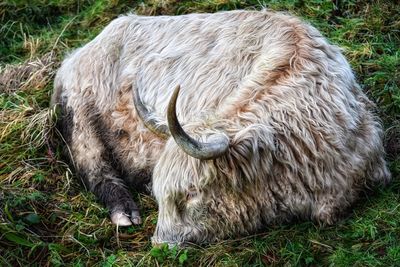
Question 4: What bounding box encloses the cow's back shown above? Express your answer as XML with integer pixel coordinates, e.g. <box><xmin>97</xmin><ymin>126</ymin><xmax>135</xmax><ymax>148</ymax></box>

<box><xmin>54</xmin><ymin>10</ymin><xmax>310</xmax><ymax>121</ymax></box>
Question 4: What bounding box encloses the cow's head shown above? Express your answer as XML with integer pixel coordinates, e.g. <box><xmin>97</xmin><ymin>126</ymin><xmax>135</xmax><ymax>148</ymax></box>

<box><xmin>135</xmin><ymin>85</ymin><xmax>257</xmax><ymax>245</ymax></box>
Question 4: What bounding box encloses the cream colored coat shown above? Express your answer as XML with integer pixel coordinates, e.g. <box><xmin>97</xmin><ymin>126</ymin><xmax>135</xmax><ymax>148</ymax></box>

<box><xmin>52</xmin><ymin>10</ymin><xmax>390</xmax><ymax>245</ymax></box>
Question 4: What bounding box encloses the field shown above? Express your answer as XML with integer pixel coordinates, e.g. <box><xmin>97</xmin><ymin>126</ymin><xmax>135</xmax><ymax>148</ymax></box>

<box><xmin>0</xmin><ymin>0</ymin><xmax>399</xmax><ymax>266</ymax></box>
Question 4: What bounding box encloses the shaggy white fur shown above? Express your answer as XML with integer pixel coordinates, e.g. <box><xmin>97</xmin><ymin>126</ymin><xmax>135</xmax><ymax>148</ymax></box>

<box><xmin>52</xmin><ymin>10</ymin><xmax>391</xmax><ymax>245</ymax></box>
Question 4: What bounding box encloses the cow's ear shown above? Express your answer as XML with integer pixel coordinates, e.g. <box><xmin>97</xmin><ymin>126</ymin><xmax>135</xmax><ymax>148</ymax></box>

<box><xmin>216</xmin><ymin>124</ymin><xmax>275</xmax><ymax>181</ymax></box>
<box><xmin>230</xmin><ymin>124</ymin><xmax>274</xmax><ymax>156</ymax></box>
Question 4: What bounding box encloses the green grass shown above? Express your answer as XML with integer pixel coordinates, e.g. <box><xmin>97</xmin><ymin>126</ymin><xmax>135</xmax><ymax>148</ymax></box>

<box><xmin>1</xmin><ymin>0</ymin><xmax>399</xmax><ymax>266</ymax></box>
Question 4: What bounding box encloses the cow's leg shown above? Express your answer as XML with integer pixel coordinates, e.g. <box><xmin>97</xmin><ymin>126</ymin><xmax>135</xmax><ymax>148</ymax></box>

<box><xmin>60</xmin><ymin>105</ymin><xmax>141</xmax><ymax>226</ymax></box>
<box><xmin>83</xmin><ymin>165</ymin><xmax>142</xmax><ymax>226</ymax></box>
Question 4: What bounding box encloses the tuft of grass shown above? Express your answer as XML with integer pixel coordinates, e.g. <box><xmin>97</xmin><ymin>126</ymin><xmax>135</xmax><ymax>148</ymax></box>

<box><xmin>0</xmin><ymin>52</ymin><xmax>57</xmax><ymax>94</ymax></box>
<box><xmin>1</xmin><ymin>0</ymin><xmax>399</xmax><ymax>266</ymax></box>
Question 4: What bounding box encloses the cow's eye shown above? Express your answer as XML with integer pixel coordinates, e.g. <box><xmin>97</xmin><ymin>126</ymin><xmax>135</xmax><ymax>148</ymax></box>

<box><xmin>186</xmin><ymin>186</ymin><xmax>198</xmax><ymax>201</ymax></box>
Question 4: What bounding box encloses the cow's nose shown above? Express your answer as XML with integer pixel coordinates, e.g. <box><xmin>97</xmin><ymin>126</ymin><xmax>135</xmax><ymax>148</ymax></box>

<box><xmin>151</xmin><ymin>241</ymin><xmax>163</xmax><ymax>247</ymax></box>
<box><xmin>151</xmin><ymin>236</ymin><xmax>180</xmax><ymax>248</ymax></box>
<box><xmin>151</xmin><ymin>236</ymin><xmax>165</xmax><ymax>247</ymax></box>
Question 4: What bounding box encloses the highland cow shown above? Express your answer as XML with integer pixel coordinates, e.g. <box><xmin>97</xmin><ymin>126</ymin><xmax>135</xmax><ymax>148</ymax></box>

<box><xmin>51</xmin><ymin>10</ymin><xmax>390</xmax><ymax>245</ymax></box>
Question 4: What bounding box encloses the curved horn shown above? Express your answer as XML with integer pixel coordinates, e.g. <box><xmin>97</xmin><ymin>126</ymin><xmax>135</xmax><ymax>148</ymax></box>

<box><xmin>133</xmin><ymin>85</ymin><xmax>170</xmax><ymax>139</ymax></box>
<box><xmin>167</xmin><ymin>85</ymin><xmax>229</xmax><ymax>160</ymax></box>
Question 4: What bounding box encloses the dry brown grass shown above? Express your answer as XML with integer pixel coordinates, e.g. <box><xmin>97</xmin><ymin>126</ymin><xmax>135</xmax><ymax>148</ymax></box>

<box><xmin>0</xmin><ymin>52</ymin><xmax>58</xmax><ymax>94</ymax></box>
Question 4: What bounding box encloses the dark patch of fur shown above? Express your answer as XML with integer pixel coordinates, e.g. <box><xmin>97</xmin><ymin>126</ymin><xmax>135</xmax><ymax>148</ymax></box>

<box><xmin>59</xmin><ymin>105</ymin><xmax>74</xmax><ymax>147</ymax></box>
<box><xmin>81</xmin><ymin>102</ymin><xmax>152</xmax><ymax>192</ymax></box>
<box><xmin>53</xmin><ymin>94</ymin><xmax>75</xmax><ymax>157</ymax></box>
<box><xmin>122</xmin><ymin>168</ymin><xmax>152</xmax><ymax>193</ymax></box>
<box><xmin>78</xmin><ymin>164</ymin><xmax>139</xmax><ymax>214</ymax></box>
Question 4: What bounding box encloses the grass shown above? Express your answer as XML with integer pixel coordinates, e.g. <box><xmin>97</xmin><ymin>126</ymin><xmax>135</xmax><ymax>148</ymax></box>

<box><xmin>0</xmin><ymin>0</ymin><xmax>399</xmax><ymax>266</ymax></box>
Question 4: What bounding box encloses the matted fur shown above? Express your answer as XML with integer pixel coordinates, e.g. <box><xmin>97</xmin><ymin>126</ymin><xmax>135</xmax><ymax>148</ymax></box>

<box><xmin>52</xmin><ymin>10</ymin><xmax>391</xmax><ymax>245</ymax></box>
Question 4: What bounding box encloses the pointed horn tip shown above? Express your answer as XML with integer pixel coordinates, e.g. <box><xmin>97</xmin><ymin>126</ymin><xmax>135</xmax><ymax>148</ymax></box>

<box><xmin>171</xmin><ymin>85</ymin><xmax>181</xmax><ymax>105</ymax></box>
<box><xmin>133</xmin><ymin>85</ymin><xmax>170</xmax><ymax>138</ymax></box>
<box><xmin>167</xmin><ymin>85</ymin><xmax>182</xmax><ymax>123</ymax></box>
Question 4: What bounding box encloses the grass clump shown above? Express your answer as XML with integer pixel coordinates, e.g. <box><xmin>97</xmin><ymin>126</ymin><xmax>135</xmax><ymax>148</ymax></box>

<box><xmin>1</xmin><ymin>0</ymin><xmax>399</xmax><ymax>266</ymax></box>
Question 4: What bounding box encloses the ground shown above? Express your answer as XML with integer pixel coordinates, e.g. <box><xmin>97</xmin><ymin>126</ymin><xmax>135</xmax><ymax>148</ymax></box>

<box><xmin>0</xmin><ymin>0</ymin><xmax>399</xmax><ymax>266</ymax></box>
